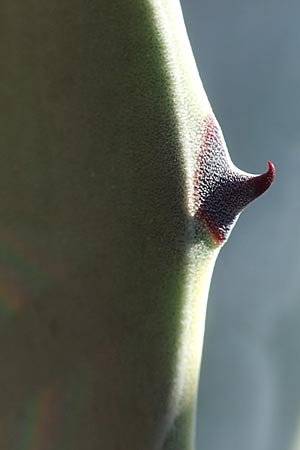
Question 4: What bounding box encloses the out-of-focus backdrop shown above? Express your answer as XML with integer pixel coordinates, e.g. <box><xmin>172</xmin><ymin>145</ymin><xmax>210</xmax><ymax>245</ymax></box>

<box><xmin>180</xmin><ymin>1</ymin><xmax>300</xmax><ymax>450</ymax></box>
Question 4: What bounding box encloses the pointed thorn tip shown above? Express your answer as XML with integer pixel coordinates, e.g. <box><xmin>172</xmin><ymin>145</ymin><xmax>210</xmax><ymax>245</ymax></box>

<box><xmin>267</xmin><ymin>160</ymin><xmax>276</xmax><ymax>181</ymax></box>
<box><xmin>253</xmin><ymin>160</ymin><xmax>276</xmax><ymax>197</ymax></box>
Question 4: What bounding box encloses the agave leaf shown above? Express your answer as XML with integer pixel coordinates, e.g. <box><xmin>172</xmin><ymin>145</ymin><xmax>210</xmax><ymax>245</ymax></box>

<box><xmin>0</xmin><ymin>1</ymin><xmax>274</xmax><ymax>449</ymax></box>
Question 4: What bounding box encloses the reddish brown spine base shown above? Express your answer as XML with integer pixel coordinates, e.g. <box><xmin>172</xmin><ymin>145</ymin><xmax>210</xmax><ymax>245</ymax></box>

<box><xmin>193</xmin><ymin>115</ymin><xmax>275</xmax><ymax>246</ymax></box>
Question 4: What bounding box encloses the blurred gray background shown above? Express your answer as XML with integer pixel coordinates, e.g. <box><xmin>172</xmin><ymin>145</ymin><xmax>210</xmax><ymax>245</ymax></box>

<box><xmin>180</xmin><ymin>1</ymin><xmax>300</xmax><ymax>450</ymax></box>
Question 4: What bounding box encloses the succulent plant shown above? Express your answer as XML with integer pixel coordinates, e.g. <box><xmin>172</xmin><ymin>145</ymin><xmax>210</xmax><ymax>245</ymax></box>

<box><xmin>0</xmin><ymin>0</ymin><xmax>274</xmax><ymax>449</ymax></box>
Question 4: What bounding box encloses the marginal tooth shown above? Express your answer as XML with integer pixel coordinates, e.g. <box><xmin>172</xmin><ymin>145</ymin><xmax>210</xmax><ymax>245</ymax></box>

<box><xmin>194</xmin><ymin>116</ymin><xmax>275</xmax><ymax>245</ymax></box>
